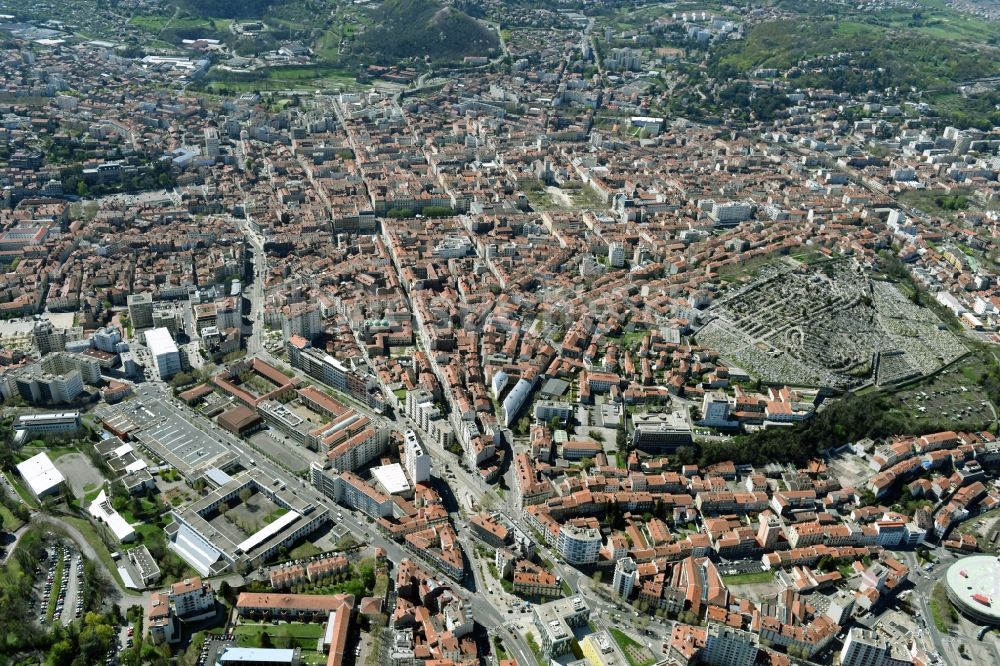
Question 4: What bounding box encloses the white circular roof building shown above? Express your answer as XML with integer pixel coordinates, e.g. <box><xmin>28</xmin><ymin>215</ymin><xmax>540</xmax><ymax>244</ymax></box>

<box><xmin>945</xmin><ymin>556</ymin><xmax>1000</xmax><ymax>625</ymax></box>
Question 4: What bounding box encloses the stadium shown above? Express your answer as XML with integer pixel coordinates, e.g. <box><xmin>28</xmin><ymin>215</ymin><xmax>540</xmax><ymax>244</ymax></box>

<box><xmin>944</xmin><ymin>556</ymin><xmax>1000</xmax><ymax>625</ymax></box>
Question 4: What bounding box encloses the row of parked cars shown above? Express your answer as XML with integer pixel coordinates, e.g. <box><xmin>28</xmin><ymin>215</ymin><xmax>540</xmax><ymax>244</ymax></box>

<box><xmin>104</xmin><ymin>624</ymin><xmax>127</xmax><ymax>665</ymax></box>
<box><xmin>37</xmin><ymin>547</ymin><xmax>73</xmax><ymax>624</ymax></box>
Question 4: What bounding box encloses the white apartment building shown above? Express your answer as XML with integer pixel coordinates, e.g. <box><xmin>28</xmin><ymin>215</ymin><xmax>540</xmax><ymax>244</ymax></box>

<box><xmin>702</xmin><ymin>624</ymin><xmax>758</xmax><ymax>666</ymax></box>
<box><xmin>612</xmin><ymin>556</ymin><xmax>638</xmax><ymax>599</ymax></box>
<box><xmin>556</xmin><ymin>523</ymin><xmax>602</xmax><ymax>564</ymax></box>
<box><xmin>145</xmin><ymin>327</ymin><xmax>181</xmax><ymax>379</ymax></box>
<box><xmin>404</xmin><ymin>430</ymin><xmax>430</xmax><ymax>484</ymax></box>
<box><xmin>608</xmin><ymin>241</ymin><xmax>626</xmax><ymax>268</ymax></box>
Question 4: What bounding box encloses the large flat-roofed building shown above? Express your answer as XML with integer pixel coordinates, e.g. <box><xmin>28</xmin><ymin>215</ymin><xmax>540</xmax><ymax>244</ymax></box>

<box><xmin>88</xmin><ymin>489</ymin><xmax>135</xmax><ymax>543</ymax></box>
<box><xmin>166</xmin><ymin>470</ymin><xmax>329</xmax><ymax>576</ymax></box>
<box><xmin>257</xmin><ymin>400</ymin><xmax>313</xmax><ymax>445</ymax></box>
<box><xmin>92</xmin><ymin>326</ymin><xmax>123</xmax><ymax>354</ymax></box>
<box><xmin>631</xmin><ymin>411</ymin><xmax>693</xmax><ymax>453</ymax></box>
<box><xmin>3</xmin><ymin>367</ymin><xmax>84</xmax><ymax>405</ymax></box>
<box><xmin>217</xmin><ymin>647</ymin><xmax>301</xmax><ymax>666</ymax></box>
<box><xmin>145</xmin><ymin>327</ymin><xmax>181</xmax><ymax>379</ymax></box>
<box><xmin>97</xmin><ymin>397</ymin><xmax>239</xmax><ymax>482</ymax></box>
<box><xmin>371</xmin><ymin>463</ymin><xmax>412</xmax><ymax>497</ymax></box>
<box><xmin>944</xmin><ymin>556</ymin><xmax>1000</xmax><ymax>625</ymax></box>
<box><xmin>217</xmin><ymin>405</ymin><xmax>264</xmax><ymax>437</ymax></box>
<box><xmin>612</xmin><ymin>557</ymin><xmax>638</xmax><ymax>599</ymax></box>
<box><xmin>16</xmin><ymin>451</ymin><xmax>65</xmax><ymax>498</ymax></box>
<box><xmin>125</xmin><ymin>544</ymin><xmax>161</xmax><ymax>588</ymax></box>
<box><xmin>534</xmin><ymin>400</ymin><xmax>573</xmax><ymax>424</ymax></box>
<box><xmin>580</xmin><ymin>630</ymin><xmax>629</xmax><ymax>666</ymax></box>
<box><xmin>33</xmin><ymin>319</ymin><xmax>83</xmax><ymax>354</ymax></box>
<box><xmin>532</xmin><ymin>596</ymin><xmax>590</xmax><ymax>660</ymax></box>
<box><xmin>14</xmin><ymin>411</ymin><xmax>82</xmax><ymax>435</ymax></box>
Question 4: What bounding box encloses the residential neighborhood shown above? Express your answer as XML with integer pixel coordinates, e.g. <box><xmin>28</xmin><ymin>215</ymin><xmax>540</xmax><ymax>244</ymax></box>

<box><xmin>2</xmin><ymin>2</ymin><xmax>1000</xmax><ymax>666</ymax></box>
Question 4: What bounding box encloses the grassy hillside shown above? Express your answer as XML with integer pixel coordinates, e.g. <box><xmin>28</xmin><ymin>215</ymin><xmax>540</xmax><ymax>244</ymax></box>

<box><xmin>710</xmin><ymin>18</ymin><xmax>1000</xmax><ymax>93</ymax></box>
<box><xmin>354</xmin><ymin>0</ymin><xmax>499</xmax><ymax>65</ymax></box>
<box><xmin>175</xmin><ymin>0</ymin><xmax>283</xmax><ymax>19</ymax></box>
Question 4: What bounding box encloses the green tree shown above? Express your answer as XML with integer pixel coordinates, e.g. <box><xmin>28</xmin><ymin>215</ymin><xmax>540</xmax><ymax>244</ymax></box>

<box><xmin>46</xmin><ymin>639</ymin><xmax>75</xmax><ymax>666</ymax></box>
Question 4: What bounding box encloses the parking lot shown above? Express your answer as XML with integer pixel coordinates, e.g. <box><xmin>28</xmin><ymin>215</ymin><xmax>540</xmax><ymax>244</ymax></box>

<box><xmin>826</xmin><ymin>450</ymin><xmax>874</xmax><ymax>490</ymax></box>
<box><xmin>248</xmin><ymin>429</ymin><xmax>314</xmax><ymax>473</ymax></box>
<box><xmin>53</xmin><ymin>452</ymin><xmax>105</xmax><ymax>498</ymax></box>
<box><xmin>33</xmin><ymin>544</ymin><xmax>84</xmax><ymax>627</ymax></box>
<box><xmin>62</xmin><ymin>552</ymin><xmax>84</xmax><ymax>625</ymax></box>
<box><xmin>202</xmin><ymin>634</ymin><xmax>237</xmax><ymax>666</ymax></box>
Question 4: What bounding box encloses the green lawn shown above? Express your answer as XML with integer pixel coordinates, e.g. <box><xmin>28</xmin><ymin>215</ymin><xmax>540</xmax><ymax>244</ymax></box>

<box><xmin>264</xmin><ymin>507</ymin><xmax>290</xmax><ymax>524</ymax></box>
<box><xmin>721</xmin><ymin>571</ymin><xmax>775</xmax><ymax>585</ymax></box>
<box><xmin>930</xmin><ymin>582</ymin><xmax>958</xmax><ymax>632</ymax></box>
<box><xmin>713</xmin><ymin>15</ymin><xmax>1000</xmax><ymax>92</ymax></box>
<box><xmin>59</xmin><ymin>516</ymin><xmax>125</xmax><ymax>588</ymax></box>
<box><xmin>83</xmin><ymin>483</ymin><xmax>103</xmax><ymax>504</ymax></box>
<box><xmin>130</xmin><ymin>14</ymin><xmax>231</xmax><ymax>33</ymax></box>
<box><xmin>235</xmin><ymin>622</ymin><xmax>326</xmax><ymax>650</ymax></box>
<box><xmin>200</xmin><ymin>64</ymin><xmax>363</xmax><ymax>94</ymax></box>
<box><xmin>288</xmin><ymin>541</ymin><xmax>322</xmax><ymax>560</ymax></box>
<box><xmin>898</xmin><ymin>188</ymin><xmax>975</xmax><ymax>218</ymax></box>
<box><xmin>608</xmin><ymin>627</ymin><xmax>656</xmax><ymax>666</ymax></box>
<box><xmin>2</xmin><ymin>471</ymin><xmax>38</xmax><ymax>509</ymax></box>
<box><xmin>615</xmin><ymin>329</ymin><xmax>650</xmax><ymax>350</ymax></box>
<box><xmin>0</xmin><ymin>502</ymin><xmax>23</xmax><ymax>530</ymax></box>
<box><xmin>19</xmin><ymin>445</ymin><xmax>78</xmax><ymax>460</ymax></box>
<box><xmin>525</xmin><ymin>632</ymin><xmax>542</xmax><ymax>662</ymax></box>
<box><xmin>131</xmin><ymin>521</ymin><xmax>163</xmax><ymax>546</ymax></box>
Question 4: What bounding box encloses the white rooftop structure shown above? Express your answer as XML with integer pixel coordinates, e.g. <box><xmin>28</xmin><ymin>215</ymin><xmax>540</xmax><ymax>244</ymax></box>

<box><xmin>217</xmin><ymin>647</ymin><xmax>298</xmax><ymax>664</ymax></box>
<box><xmin>235</xmin><ymin>511</ymin><xmax>301</xmax><ymax>554</ymax></box>
<box><xmin>372</xmin><ymin>463</ymin><xmax>411</xmax><ymax>495</ymax></box>
<box><xmin>14</xmin><ymin>411</ymin><xmax>81</xmax><ymax>427</ymax></box>
<box><xmin>169</xmin><ymin>523</ymin><xmax>222</xmax><ymax>577</ymax></box>
<box><xmin>16</xmin><ymin>451</ymin><xmax>65</xmax><ymax>497</ymax></box>
<box><xmin>88</xmin><ymin>489</ymin><xmax>136</xmax><ymax>542</ymax></box>
<box><xmin>144</xmin><ymin>327</ymin><xmax>178</xmax><ymax>357</ymax></box>
<box><xmin>204</xmin><ymin>467</ymin><xmax>234</xmax><ymax>488</ymax></box>
<box><xmin>945</xmin><ymin>556</ymin><xmax>1000</xmax><ymax>625</ymax></box>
